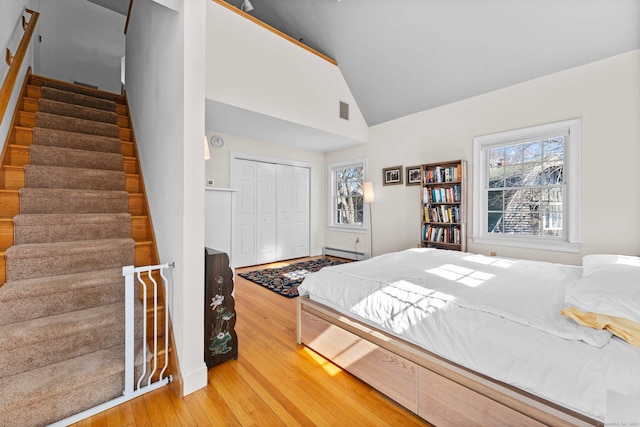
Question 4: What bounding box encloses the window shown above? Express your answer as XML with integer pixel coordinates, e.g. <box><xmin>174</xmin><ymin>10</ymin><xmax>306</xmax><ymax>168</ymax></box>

<box><xmin>473</xmin><ymin>119</ymin><xmax>581</xmax><ymax>252</ymax></box>
<box><xmin>328</xmin><ymin>158</ymin><xmax>367</xmax><ymax>230</ymax></box>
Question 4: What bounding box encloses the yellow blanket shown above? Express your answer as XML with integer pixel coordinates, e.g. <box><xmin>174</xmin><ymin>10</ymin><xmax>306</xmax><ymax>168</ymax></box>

<box><xmin>561</xmin><ymin>306</ymin><xmax>640</xmax><ymax>349</ymax></box>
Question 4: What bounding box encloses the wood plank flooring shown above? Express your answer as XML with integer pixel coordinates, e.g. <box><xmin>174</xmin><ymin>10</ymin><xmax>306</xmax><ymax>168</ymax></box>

<box><xmin>70</xmin><ymin>258</ymin><xmax>432</xmax><ymax>426</ymax></box>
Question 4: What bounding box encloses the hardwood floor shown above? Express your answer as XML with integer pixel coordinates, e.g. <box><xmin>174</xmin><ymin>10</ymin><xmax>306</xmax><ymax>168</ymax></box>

<box><xmin>70</xmin><ymin>258</ymin><xmax>432</xmax><ymax>426</ymax></box>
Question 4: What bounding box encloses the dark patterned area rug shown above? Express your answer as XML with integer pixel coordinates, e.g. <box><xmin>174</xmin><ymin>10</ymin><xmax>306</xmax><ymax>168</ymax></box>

<box><xmin>239</xmin><ymin>257</ymin><xmax>347</xmax><ymax>298</ymax></box>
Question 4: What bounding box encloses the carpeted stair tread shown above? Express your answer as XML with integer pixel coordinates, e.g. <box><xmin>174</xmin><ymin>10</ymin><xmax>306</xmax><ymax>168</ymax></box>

<box><xmin>29</xmin><ymin>144</ymin><xmax>124</xmax><ymax>171</ymax></box>
<box><xmin>24</xmin><ymin>164</ymin><xmax>126</xmax><ymax>191</ymax></box>
<box><xmin>32</xmin><ymin>127</ymin><xmax>121</xmax><ymax>154</ymax></box>
<box><xmin>0</xmin><ymin>77</ymin><xmax>148</xmax><ymax>425</ymax></box>
<box><xmin>39</xmin><ymin>98</ymin><xmax>118</xmax><ymax>124</ymax></box>
<box><xmin>42</xmin><ymin>80</ymin><xmax>119</xmax><ymax>102</ymax></box>
<box><xmin>5</xmin><ymin>238</ymin><xmax>135</xmax><ymax>281</ymax></box>
<box><xmin>19</xmin><ymin>188</ymin><xmax>129</xmax><ymax>214</ymax></box>
<box><xmin>0</xmin><ymin>268</ymin><xmax>124</xmax><ymax>326</ymax></box>
<box><xmin>0</xmin><ymin>343</ymin><xmax>145</xmax><ymax>427</ymax></box>
<box><xmin>40</xmin><ymin>86</ymin><xmax>116</xmax><ymax>112</ymax></box>
<box><xmin>13</xmin><ymin>213</ymin><xmax>132</xmax><ymax>244</ymax></box>
<box><xmin>0</xmin><ymin>302</ymin><xmax>138</xmax><ymax>378</ymax></box>
<box><xmin>36</xmin><ymin>111</ymin><xmax>120</xmax><ymax>138</ymax></box>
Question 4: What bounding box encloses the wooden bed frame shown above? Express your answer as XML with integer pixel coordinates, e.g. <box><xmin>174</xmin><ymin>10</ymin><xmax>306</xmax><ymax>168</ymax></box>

<box><xmin>297</xmin><ymin>295</ymin><xmax>603</xmax><ymax>427</ymax></box>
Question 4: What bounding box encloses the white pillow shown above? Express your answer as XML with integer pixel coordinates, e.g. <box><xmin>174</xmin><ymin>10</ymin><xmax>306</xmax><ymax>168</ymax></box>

<box><xmin>565</xmin><ymin>254</ymin><xmax>640</xmax><ymax>324</ymax></box>
<box><xmin>582</xmin><ymin>254</ymin><xmax>640</xmax><ymax>276</ymax></box>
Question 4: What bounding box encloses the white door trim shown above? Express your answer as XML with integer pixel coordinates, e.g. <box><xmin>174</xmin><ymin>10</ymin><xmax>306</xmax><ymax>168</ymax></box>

<box><xmin>230</xmin><ymin>151</ymin><xmax>313</xmax><ymax>171</ymax></box>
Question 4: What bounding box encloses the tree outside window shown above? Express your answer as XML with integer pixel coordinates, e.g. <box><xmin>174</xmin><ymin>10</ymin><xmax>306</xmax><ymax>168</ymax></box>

<box><xmin>329</xmin><ymin>159</ymin><xmax>367</xmax><ymax>229</ymax></box>
<box><xmin>472</xmin><ymin>119</ymin><xmax>581</xmax><ymax>253</ymax></box>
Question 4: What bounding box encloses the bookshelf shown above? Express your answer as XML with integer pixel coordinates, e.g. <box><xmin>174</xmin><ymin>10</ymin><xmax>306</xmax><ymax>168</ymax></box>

<box><xmin>421</xmin><ymin>160</ymin><xmax>467</xmax><ymax>251</ymax></box>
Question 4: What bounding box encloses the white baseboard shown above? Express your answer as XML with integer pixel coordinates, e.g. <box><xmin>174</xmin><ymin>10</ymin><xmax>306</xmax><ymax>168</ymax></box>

<box><xmin>181</xmin><ymin>362</ymin><xmax>208</xmax><ymax>396</ymax></box>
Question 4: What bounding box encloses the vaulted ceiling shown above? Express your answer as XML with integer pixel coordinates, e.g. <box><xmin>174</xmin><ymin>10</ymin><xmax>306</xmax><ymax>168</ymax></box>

<box><xmin>228</xmin><ymin>0</ymin><xmax>640</xmax><ymax>126</ymax></box>
<box><xmin>89</xmin><ymin>0</ymin><xmax>640</xmax><ymax>131</ymax></box>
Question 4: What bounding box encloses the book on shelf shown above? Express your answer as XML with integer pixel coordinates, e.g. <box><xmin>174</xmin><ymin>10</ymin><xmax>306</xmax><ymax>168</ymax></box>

<box><xmin>424</xmin><ymin>165</ymin><xmax>461</xmax><ymax>184</ymax></box>
<box><xmin>423</xmin><ymin>205</ymin><xmax>460</xmax><ymax>223</ymax></box>
<box><xmin>424</xmin><ymin>185</ymin><xmax>461</xmax><ymax>204</ymax></box>
<box><xmin>423</xmin><ymin>224</ymin><xmax>461</xmax><ymax>245</ymax></box>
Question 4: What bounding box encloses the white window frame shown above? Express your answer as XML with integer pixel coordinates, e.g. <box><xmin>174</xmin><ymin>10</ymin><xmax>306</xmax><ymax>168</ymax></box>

<box><xmin>328</xmin><ymin>158</ymin><xmax>368</xmax><ymax>232</ymax></box>
<box><xmin>472</xmin><ymin>119</ymin><xmax>582</xmax><ymax>253</ymax></box>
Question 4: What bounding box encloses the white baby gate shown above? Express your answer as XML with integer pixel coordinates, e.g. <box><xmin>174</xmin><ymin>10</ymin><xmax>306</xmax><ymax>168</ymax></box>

<box><xmin>49</xmin><ymin>263</ymin><xmax>173</xmax><ymax>426</ymax></box>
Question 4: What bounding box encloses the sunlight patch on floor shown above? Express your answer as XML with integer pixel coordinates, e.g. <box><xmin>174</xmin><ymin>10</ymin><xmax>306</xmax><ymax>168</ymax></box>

<box><xmin>302</xmin><ymin>347</ymin><xmax>343</xmax><ymax>376</ymax></box>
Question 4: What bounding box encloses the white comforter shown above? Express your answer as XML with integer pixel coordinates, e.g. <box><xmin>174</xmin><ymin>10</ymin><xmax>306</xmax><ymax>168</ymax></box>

<box><xmin>298</xmin><ymin>248</ymin><xmax>640</xmax><ymax>421</ymax></box>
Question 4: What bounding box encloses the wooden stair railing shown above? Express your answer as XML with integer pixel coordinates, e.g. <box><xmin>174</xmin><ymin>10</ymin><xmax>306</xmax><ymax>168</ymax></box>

<box><xmin>0</xmin><ymin>8</ymin><xmax>39</xmax><ymax>124</ymax></box>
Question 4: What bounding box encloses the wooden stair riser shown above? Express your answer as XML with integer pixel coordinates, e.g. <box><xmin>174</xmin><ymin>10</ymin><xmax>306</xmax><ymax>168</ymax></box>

<box><xmin>0</xmin><ymin>190</ymin><xmax>19</xmax><ymax>218</ymax></box>
<box><xmin>135</xmin><ymin>241</ymin><xmax>155</xmax><ymax>266</ymax></box>
<box><xmin>0</xmin><ymin>219</ymin><xmax>14</xmax><ymax>250</ymax></box>
<box><xmin>132</xmin><ymin>216</ymin><xmax>151</xmax><ymax>241</ymax></box>
<box><xmin>17</xmin><ymin>111</ymin><xmax>34</xmax><ymax>128</ymax></box>
<box><xmin>124</xmin><ymin>157</ymin><xmax>138</xmax><ymax>174</ymax></box>
<box><xmin>7</xmin><ymin>145</ymin><xmax>29</xmax><ymax>167</ymax></box>
<box><xmin>129</xmin><ymin>193</ymin><xmax>147</xmax><ymax>216</ymax></box>
<box><xmin>0</xmin><ymin>257</ymin><xmax>5</xmax><ymax>289</ymax></box>
<box><xmin>11</xmin><ymin>127</ymin><xmax>31</xmax><ymax>146</ymax></box>
<box><xmin>120</xmin><ymin>127</ymin><xmax>131</xmax><ymax>142</ymax></box>
<box><xmin>0</xmin><ymin>166</ymin><xmax>23</xmax><ymax>190</ymax></box>
<box><xmin>121</xmin><ymin>141</ymin><xmax>134</xmax><ymax>156</ymax></box>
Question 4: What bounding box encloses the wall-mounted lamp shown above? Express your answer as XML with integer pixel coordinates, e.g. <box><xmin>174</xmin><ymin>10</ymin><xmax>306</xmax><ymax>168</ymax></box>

<box><xmin>363</xmin><ymin>181</ymin><xmax>375</xmax><ymax>258</ymax></box>
<box><xmin>241</xmin><ymin>0</ymin><xmax>254</xmax><ymax>12</ymax></box>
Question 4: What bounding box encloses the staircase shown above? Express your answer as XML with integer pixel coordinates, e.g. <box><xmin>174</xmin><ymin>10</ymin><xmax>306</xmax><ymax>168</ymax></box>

<box><xmin>0</xmin><ymin>73</ymin><xmax>167</xmax><ymax>426</ymax></box>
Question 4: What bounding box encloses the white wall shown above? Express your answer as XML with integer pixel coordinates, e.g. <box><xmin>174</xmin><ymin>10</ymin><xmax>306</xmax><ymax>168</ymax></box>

<box><xmin>205</xmin><ymin>1</ymin><xmax>368</xmax><ymax>145</ymax></box>
<box><xmin>205</xmin><ymin>132</ymin><xmax>326</xmax><ymax>255</ymax></box>
<box><xmin>0</xmin><ymin>1</ymin><xmax>35</xmax><ymax>147</ymax></box>
<box><xmin>34</xmin><ymin>0</ymin><xmax>125</xmax><ymax>93</ymax></box>
<box><xmin>125</xmin><ymin>0</ymin><xmax>207</xmax><ymax>396</ymax></box>
<box><xmin>325</xmin><ymin>50</ymin><xmax>640</xmax><ymax>265</ymax></box>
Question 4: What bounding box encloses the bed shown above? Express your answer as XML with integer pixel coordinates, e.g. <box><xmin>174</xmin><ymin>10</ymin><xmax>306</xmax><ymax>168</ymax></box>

<box><xmin>296</xmin><ymin>248</ymin><xmax>640</xmax><ymax>426</ymax></box>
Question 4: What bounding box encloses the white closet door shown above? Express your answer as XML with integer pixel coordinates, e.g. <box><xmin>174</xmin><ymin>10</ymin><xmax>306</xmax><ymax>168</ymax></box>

<box><xmin>292</xmin><ymin>166</ymin><xmax>310</xmax><ymax>258</ymax></box>
<box><xmin>234</xmin><ymin>159</ymin><xmax>257</xmax><ymax>267</ymax></box>
<box><xmin>232</xmin><ymin>157</ymin><xmax>310</xmax><ymax>267</ymax></box>
<box><xmin>255</xmin><ymin>162</ymin><xmax>277</xmax><ymax>265</ymax></box>
<box><xmin>277</xmin><ymin>164</ymin><xmax>295</xmax><ymax>260</ymax></box>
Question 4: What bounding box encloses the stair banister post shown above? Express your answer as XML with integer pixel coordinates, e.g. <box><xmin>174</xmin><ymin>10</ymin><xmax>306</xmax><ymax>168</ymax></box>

<box><xmin>122</xmin><ymin>265</ymin><xmax>136</xmax><ymax>396</ymax></box>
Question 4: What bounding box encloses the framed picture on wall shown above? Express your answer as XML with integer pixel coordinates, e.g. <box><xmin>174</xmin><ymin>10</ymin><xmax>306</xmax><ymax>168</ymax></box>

<box><xmin>406</xmin><ymin>166</ymin><xmax>421</xmax><ymax>186</ymax></box>
<box><xmin>383</xmin><ymin>166</ymin><xmax>403</xmax><ymax>186</ymax></box>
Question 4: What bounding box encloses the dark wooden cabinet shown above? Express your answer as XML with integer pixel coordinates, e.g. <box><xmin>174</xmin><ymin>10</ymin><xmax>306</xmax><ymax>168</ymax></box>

<box><xmin>204</xmin><ymin>248</ymin><xmax>238</xmax><ymax>368</ymax></box>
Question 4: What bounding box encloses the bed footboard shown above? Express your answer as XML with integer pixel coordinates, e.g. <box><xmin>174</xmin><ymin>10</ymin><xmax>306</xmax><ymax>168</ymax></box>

<box><xmin>297</xmin><ymin>296</ymin><xmax>601</xmax><ymax>427</ymax></box>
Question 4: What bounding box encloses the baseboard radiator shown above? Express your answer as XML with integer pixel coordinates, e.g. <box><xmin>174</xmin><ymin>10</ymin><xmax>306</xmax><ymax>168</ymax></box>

<box><xmin>323</xmin><ymin>246</ymin><xmax>369</xmax><ymax>261</ymax></box>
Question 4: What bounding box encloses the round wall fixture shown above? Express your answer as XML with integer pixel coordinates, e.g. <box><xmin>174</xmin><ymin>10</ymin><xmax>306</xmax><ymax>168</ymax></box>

<box><xmin>210</xmin><ymin>135</ymin><xmax>225</xmax><ymax>149</ymax></box>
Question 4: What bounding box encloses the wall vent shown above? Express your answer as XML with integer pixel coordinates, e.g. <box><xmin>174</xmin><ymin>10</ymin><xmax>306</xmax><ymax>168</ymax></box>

<box><xmin>339</xmin><ymin>101</ymin><xmax>349</xmax><ymax>120</ymax></box>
